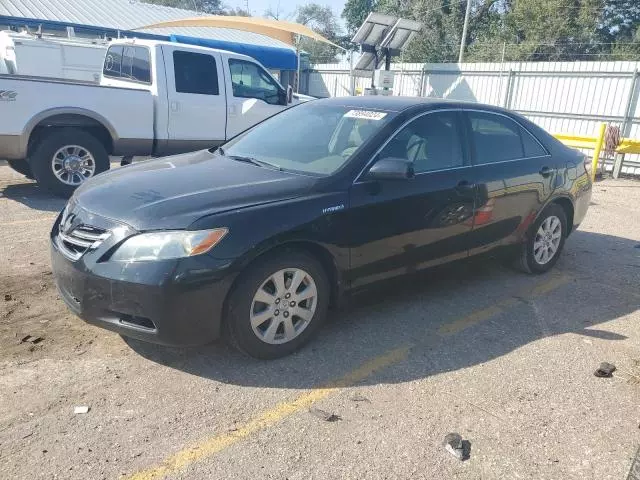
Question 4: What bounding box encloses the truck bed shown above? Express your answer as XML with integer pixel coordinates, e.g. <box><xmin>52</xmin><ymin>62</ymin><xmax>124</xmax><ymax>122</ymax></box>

<box><xmin>0</xmin><ymin>73</ymin><xmax>155</xmax><ymax>160</ymax></box>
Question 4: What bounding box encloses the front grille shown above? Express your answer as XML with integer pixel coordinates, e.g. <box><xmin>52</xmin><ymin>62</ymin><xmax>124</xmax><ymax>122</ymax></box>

<box><xmin>57</xmin><ymin>224</ymin><xmax>110</xmax><ymax>261</ymax></box>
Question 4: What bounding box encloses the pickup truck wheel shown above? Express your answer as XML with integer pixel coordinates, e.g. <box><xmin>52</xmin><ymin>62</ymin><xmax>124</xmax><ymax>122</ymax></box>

<box><xmin>226</xmin><ymin>251</ymin><xmax>330</xmax><ymax>359</ymax></box>
<box><xmin>30</xmin><ymin>128</ymin><xmax>109</xmax><ymax>197</ymax></box>
<box><xmin>7</xmin><ymin>160</ymin><xmax>34</xmax><ymax>179</ymax></box>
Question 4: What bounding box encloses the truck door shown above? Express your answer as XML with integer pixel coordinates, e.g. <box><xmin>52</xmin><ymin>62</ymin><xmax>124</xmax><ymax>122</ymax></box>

<box><xmin>223</xmin><ymin>56</ymin><xmax>287</xmax><ymax>139</ymax></box>
<box><xmin>162</xmin><ymin>45</ymin><xmax>226</xmax><ymax>154</ymax></box>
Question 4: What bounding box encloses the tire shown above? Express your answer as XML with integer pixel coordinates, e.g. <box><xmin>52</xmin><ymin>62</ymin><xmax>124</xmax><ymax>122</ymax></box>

<box><xmin>518</xmin><ymin>203</ymin><xmax>567</xmax><ymax>274</ymax></box>
<box><xmin>225</xmin><ymin>251</ymin><xmax>330</xmax><ymax>359</ymax></box>
<box><xmin>29</xmin><ymin>128</ymin><xmax>110</xmax><ymax>198</ymax></box>
<box><xmin>7</xmin><ymin>160</ymin><xmax>34</xmax><ymax>179</ymax></box>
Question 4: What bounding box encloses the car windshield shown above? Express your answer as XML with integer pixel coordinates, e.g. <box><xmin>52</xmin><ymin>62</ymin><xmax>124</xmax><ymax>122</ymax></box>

<box><xmin>221</xmin><ymin>102</ymin><xmax>395</xmax><ymax>175</ymax></box>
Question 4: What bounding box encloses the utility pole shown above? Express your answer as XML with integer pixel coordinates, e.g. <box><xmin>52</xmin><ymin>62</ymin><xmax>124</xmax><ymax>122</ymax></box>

<box><xmin>458</xmin><ymin>0</ymin><xmax>472</xmax><ymax>64</ymax></box>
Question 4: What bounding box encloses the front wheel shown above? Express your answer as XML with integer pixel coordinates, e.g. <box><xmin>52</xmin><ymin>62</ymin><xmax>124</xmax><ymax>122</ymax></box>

<box><xmin>518</xmin><ymin>203</ymin><xmax>567</xmax><ymax>274</ymax></box>
<box><xmin>29</xmin><ymin>128</ymin><xmax>110</xmax><ymax>197</ymax></box>
<box><xmin>226</xmin><ymin>251</ymin><xmax>330</xmax><ymax>359</ymax></box>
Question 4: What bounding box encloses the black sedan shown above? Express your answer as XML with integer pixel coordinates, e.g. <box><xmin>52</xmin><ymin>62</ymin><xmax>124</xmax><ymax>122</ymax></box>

<box><xmin>50</xmin><ymin>97</ymin><xmax>592</xmax><ymax>358</ymax></box>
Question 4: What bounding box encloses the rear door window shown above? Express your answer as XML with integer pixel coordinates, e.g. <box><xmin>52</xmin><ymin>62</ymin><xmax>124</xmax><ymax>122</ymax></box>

<box><xmin>173</xmin><ymin>50</ymin><xmax>219</xmax><ymax>95</ymax></box>
<box><xmin>103</xmin><ymin>46</ymin><xmax>151</xmax><ymax>84</ymax></box>
<box><xmin>520</xmin><ymin>127</ymin><xmax>548</xmax><ymax>157</ymax></box>
<box><xmin>467</xmin><ymin>112</ymin><xmax>524</xmax><ymax>164</ymax></box>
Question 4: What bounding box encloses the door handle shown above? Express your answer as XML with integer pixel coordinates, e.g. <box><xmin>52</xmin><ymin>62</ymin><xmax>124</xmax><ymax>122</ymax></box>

<box><xmin>170</xmin><ymin>101</ymin><xmax>179</xmax><ymax>112</ymax></box>
<box><xmin>456</xmin><ymin>180</ymin><xmax>476</xmax><ymax>190</ymax></box>
<box><xmin>539</xmin><ymin>166</ymin><xmax>555</xmax><ymax>177</ymax></box>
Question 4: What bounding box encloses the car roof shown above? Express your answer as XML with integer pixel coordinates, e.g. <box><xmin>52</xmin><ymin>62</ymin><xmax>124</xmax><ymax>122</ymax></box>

<box><xmin>316</xmin><ymin>95</ymin><xmax>511</xmax><ymax>114</ymax></box>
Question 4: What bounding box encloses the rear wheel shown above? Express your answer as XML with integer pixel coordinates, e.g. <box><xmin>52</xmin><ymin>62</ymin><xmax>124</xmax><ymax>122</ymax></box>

<box><xmin>226</xmin><ymin>251</ymin><xmax>330</xmax><ymax>359</ymax></box>
<box><xmin>7</xmin><ymin>160</ymin><xmax>33</xmax><ymax>179</ymax></box>
<box><xmin>29</xmin><ymin>128</ymin><xmax>110</xmax><ymax>197</ymax></box>
<box><xmin>518</xmin><ymin>203</ymin><xmax>567</xmax><ymax>274</ymax></box>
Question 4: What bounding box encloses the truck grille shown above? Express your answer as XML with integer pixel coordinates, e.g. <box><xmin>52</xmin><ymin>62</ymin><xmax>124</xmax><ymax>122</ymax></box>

<box><xmin>57</xmin><ymin>224</ymin><xmax>110</xmax><ymax>261</ymax></box>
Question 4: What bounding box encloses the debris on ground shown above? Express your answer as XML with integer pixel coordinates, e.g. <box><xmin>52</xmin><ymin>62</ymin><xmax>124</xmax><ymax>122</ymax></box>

<box><xmin>443</xmin><ymin>433</ymin><xmax>471</xmax><ymax>461</ymax></box>
<box><xmin>20</xmin><ymin>335</ymin><xmax>43</xmax><ymax>345</ymax></box>
<box><xmin>74</xmin><ymin>406</ymin><xmax>90</xmax><ymax>414</ymax></box>
<box><xmin>594</xmin><ymin>362</ymin><xmax>617</xmax><ymax>378</ymax></box>
<box><xmin>350</xmin><ymin>393</ymin><xmax>371</xmax><ymax>403</ymax></box>
<box><xmin>309</xmin><ymin>408</ymin><xmax>341</xmax><ymax>422</ymax></box>
<box><xmin>4</xmin><ymin>294</ymin><xmax>12</xmax><ymax>301</ymax></box>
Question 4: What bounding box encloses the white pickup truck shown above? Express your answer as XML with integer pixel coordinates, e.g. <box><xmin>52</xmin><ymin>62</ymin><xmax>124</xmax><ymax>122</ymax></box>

<box><xmin>0</xmin><ymin>38</ymin><xmax>311</xmax><ymax>196</ymax></box>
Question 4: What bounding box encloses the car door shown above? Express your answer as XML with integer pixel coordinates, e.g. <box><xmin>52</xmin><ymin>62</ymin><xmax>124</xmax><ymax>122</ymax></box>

<box><xmin>162</xmin><ymin>46</ymin><xmax>227</xmax><ymax>153</ymax></box>
<box><xmin>348</xmin><ymin>110</ymin><xmax>477</xmax><ymax>289</ymax></box>
<box><xmin>224</xmin><ymin>57</ymin><xmax>286</xmax><ymax>138</ymax></box>
<box><xmin>463</xmin><ymin>110</ymin><xmax>556</xmax><ymax>255</ymax></box>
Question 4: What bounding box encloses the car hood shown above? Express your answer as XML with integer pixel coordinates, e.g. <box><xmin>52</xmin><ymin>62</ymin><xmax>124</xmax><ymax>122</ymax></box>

<box><xmin>73</xmin><ymin>149</ymin><xmax>316</xmax><ymax>231</ymax></box>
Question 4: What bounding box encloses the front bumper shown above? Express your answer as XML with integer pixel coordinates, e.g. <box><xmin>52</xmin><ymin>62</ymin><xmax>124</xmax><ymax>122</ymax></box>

<box><xmin>50</xmin><ymin>210</ymin><xmax>236</xmax><ymax>347</ymax></box>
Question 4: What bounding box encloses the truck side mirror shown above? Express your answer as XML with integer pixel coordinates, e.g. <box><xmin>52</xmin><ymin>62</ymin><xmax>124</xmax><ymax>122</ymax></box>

<box><xmin>287</xmin><ymin>85</ymin><xmax>293</xmax><ymax>104</ymax></box>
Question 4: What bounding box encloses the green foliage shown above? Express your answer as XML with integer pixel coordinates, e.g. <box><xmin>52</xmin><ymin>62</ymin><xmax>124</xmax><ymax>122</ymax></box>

<box><xmin>340</xmin><ymin>0</ymin><xmax>640</xmax><ymax>62</ymax></box>
<box><xmin>295</xmin><ymin>4</ymin><xmax>347</xmax><ymax>63</ymax></box>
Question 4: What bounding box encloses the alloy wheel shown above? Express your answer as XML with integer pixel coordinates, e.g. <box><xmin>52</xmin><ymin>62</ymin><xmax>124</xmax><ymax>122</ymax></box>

<box><xmin>250</xmin><ymin>268</ymin><xmax>318</xmax><ymax>345</ymax></box>
<box><xmin>533</xmin><ymin>215</ymin><xmax>562</xmax><ymax>265</ymax></box>
<box><xmin>51</xmin><ymin>145</ymin><xmax>96</xmax><ymax>186</ymax></box>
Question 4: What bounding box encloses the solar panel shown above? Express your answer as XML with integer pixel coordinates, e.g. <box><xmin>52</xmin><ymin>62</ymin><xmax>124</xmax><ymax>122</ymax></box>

<box><xmin>353</xmin><ymin>51</ymin><xmax>377</xmax><ymax>72</ymax></box>
<box><xmin>351</xmin><ymin>13</ymin><xmax>397</xmax><ymax>46</ymax></box>
<box><xmin>379</xmin><ymin>19</ymin><xmax>422</xmax><ymax>50</ymax></box>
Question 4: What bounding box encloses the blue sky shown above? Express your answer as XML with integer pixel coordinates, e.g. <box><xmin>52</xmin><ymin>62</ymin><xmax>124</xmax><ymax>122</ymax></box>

<box><xmin>228</xmin><ymin>0</ymin><xmax>347</xmax><ymax>25</ymax></box>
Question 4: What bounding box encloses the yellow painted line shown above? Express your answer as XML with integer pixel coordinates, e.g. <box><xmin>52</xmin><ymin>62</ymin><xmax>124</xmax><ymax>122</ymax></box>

<box><xmin>437</xmin><ymin>298</ymin><xmax>519</xmax><ymax>336</ymax></box>
<box><xmin>531</xmin><ymin>274</ymin><xmax>571</xmax><ymax>296</ymax></box>
<box><xmin>0</xmin><ymin>217</ymin><xmax>56</xmax><ymax>227</ymax></box>
<box><xmin>126</xmin><ymin>274</ymin><xmax>571</xmax><ymax>480</ymax></box>
<box><xmin>126</xmin><ymin>346</ymin><xmax>410</xmax><ymax>480</ymax></box>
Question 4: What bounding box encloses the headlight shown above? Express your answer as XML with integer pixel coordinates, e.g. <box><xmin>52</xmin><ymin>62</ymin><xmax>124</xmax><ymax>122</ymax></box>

<box><xmin>111</xmin><ymin>228</ymin><xmax>228</xmax><ymax>262</ymax></box>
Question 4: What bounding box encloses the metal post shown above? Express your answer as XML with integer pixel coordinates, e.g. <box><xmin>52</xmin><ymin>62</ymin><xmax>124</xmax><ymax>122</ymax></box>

<box><xmin>458</xmin><ymin>0</ymin><xmax>472</xmax><ymax>64</ymax></box>
<box><xmin>502</xmin><ymin>69</ymin><xmax>514</xmax><ymax>108</ymax></box>
<box><xmin>333</xmin><ymin>77</ymin><xmax>338</xmax><ymax>97</ymax></box>
<box><xmin>296</xmin><ymin>48</ymin><xmax>300</xmax><ymax>93</ymax></box>
<box><xmin>591</xmin><ymin>123</ymin><xmax>607</xmax><ymax>183</ymax></box>
<box><xmin>613</xmin><ymin>68</ymin><xmax>639</xmax><ymax>178</ymax></box>
<box><xmin>349</xmin><ymin>50</ymin><xmax>355</xmax><ymax>96</ymax></box>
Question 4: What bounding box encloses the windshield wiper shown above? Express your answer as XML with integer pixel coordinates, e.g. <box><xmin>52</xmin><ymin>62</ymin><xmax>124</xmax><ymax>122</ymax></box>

<box><xmin>215</xmin><ymin>147</ymin><xmax>283</xmax><ymax>170</ymax></box>
<box><xmin>227</xmin><ymin>155</ymin><xmax>283</xmax><ymax>171</ymax></box>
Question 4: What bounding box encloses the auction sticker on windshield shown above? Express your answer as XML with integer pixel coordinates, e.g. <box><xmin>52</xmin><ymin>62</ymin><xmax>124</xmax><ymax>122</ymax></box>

<box><xmin>344</xmin><ymin>110</ymin><xmax>388</xmax><ymax>120</ymax></box>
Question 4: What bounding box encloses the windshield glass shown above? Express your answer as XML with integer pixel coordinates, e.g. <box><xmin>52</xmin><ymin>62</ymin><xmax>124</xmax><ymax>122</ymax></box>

<box><xmin>222</xmin><ymin>102</ymin><xmax>395</xmax><ymax>175</ymax></box>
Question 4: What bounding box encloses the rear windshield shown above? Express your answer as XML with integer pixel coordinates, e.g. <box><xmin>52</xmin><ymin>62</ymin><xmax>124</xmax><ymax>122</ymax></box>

<box><xmin>222</xmin><ymin>103</ymin><xmax>395</xmax><ymax>176</ymax></box>
<box><xmin>103</xmin><ymin>45</ymin><xmax>151</xmax><ymax>84</ymax></box>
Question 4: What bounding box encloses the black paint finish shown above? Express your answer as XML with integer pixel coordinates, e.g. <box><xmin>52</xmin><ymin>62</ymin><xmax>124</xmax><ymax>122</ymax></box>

<box><xmin>51</xmin><ymin>97</ymin><xmax>592</xmax><ymax>346</ymax></box>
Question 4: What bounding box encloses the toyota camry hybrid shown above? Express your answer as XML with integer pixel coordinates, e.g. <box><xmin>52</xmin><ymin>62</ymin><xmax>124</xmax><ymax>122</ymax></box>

<box><xmin>51</xmin><ymin>97</ymin><xmax>592</xmax><ymax>359</ymax></box>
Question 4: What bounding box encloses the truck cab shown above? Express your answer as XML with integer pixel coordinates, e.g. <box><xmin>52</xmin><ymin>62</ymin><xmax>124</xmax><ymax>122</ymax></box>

<box><xmin>100</xmin><ymin>39</ymin><xmax>296</xmax><ymax>155</ymax></box>
<box><xmin>0</xmin><ymin>38</ymin><xmax>310</xmax><ymax>197</ymax></box>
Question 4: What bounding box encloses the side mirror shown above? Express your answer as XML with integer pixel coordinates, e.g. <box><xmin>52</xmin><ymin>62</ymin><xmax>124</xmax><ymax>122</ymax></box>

<box><xmin>278</xmin><ymin>88</ymin><xmax>288</xmax><ymax>106</ymax></box>
<box><xmin>287</xmin><ymin>85</ymin><xmax>293</xmax><ymax>104</ymax></box>
<box><xmin>366</xmin><ymin>157</ymin><xmax>414</xmax><ymax>180</ymax></box>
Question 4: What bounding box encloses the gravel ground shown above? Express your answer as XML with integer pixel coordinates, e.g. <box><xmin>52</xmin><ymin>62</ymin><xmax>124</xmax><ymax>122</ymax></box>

<box><xmin>0</xmin><ymin>162</ymin><xmax>639</xmax><ymax>480</ymax></box>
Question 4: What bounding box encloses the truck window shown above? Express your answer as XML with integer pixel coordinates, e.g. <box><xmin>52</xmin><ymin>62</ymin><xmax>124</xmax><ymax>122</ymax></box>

<box><xmin>103</xmin><ymin>45</ymin><xmax>151</xmax><ymax>84</ymax></box>
<box><xmin>229</xmin><ymin>59</ymin><xmax>281</xmax><ymax>105</ymax></box>
<box><xmin>173</xmin><ymin>51</ymin><xmax>219</xmax><ymax>95</ymax></box>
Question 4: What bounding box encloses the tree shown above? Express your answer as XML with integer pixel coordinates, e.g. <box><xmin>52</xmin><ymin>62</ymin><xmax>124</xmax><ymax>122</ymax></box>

<box><xmin>225</xmin><ymin>7</ymin><xmax>251</xmax><ymax>16</ymax></box>
<box><xmin>264</xmin><ymin>3</ymin><xmax>286</xmax><ymax>20</ymax></box>
<box><xmin>342</xmin><ymin>0</ymin><xmax>377</xmax><ymax>37</ymax></box>
<box><xmin>295</xmin><ymin>4</ymin><xmax>346</xmax><ymax>63</ymax></box>
<box><xmin>141</xmin><ymin>0</ymin><xmax>224</xmax><ymax>14</ymax></box>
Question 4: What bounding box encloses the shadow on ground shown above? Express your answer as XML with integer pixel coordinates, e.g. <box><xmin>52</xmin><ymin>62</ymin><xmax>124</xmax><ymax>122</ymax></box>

<box><xmin>1</xmin><ymin>182</ymin><xmax>67</xmax><ymax>213</ymax></box>
<box><xmin>125</xmin><ymin>230</ymin><xmax>639</xmax><ymax>389</ymax></box>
